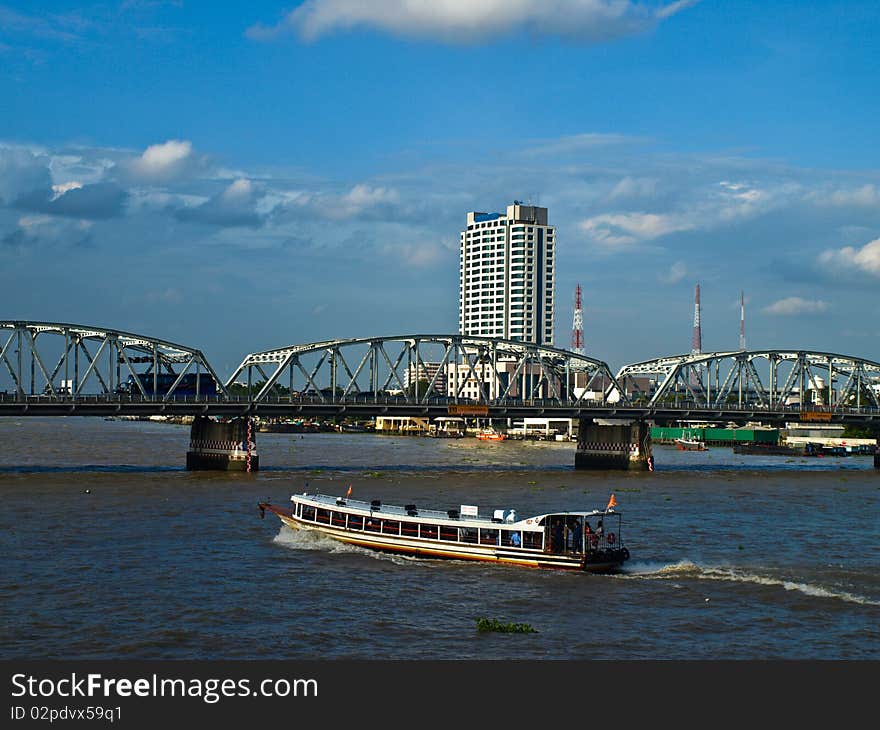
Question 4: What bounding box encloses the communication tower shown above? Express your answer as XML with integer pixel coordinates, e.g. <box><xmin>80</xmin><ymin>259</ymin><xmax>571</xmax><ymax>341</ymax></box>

<box><xmin>691</xmin><ymin>283</ymin><xmax>702</xmax><ymax>354</ymax></box>
<box><xmin>571</xmin><ymin>284</ymin><xmax>584</xmax><ymax>355</ymax></box>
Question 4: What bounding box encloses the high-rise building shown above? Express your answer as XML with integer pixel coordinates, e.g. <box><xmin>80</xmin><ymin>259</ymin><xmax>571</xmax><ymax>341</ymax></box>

<box><xmin>459</xmin><ymin>202</ymin><xmax>556</xmax><ymax>345</ymax></box>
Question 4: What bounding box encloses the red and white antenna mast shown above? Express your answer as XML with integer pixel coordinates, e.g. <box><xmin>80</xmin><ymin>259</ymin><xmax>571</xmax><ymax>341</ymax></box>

<box><xmin>739</xmin><ymin>290</ymin><xmax>746</xmax><ymax>351</ymax></box>
<box><xmin>571</xmin><ymin>283</ymin><xmax>584</xmax><ymax>354</ymax></box>
<box><xmin>691</xmin><ymin>283</ymin><xmax>702</xmax><ymax>354</ymax></box>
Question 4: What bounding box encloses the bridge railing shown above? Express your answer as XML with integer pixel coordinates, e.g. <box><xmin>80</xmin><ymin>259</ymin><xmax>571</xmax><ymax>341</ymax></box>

<box><xmin>2</xmin><ymin>390</ymin><xmax>879</xmax><ymax>417</ymax></box>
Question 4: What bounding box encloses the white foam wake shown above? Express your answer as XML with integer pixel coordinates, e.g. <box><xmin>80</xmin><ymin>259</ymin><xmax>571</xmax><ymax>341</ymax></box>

<box><xmin>622</xmin><ymin>559</ymin><xmax>879</xmax><ymax>606</ymax></box>
<box><xmin>272</xmin><ymin>525</ymin><xmax>425</xmax><ymax>566</ymax></box>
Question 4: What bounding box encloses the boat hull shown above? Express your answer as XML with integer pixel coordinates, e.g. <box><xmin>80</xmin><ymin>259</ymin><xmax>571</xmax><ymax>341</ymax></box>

<box><xmin>266</xmin><ymin>507</ymin><xmax>626</xmax><ymax>573</ymax></box>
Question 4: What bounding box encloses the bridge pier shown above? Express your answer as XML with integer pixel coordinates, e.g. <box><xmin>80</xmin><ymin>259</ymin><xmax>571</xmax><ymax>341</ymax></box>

<box><xmin>186</xmin><ymin>415</ymin><xmax>258</xmax><ymax>471</ymax></box>
<box><xmin>575</xmin><ymin>419</ymin><xmax>652</xmax><ymax>470</ymax></box>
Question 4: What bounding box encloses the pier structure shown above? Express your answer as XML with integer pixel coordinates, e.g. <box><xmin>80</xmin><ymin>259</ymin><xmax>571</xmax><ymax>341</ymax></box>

<box><xmin>575</xmin><ymin>419</ymin><xmax>652</xmax><ymax>470</ymax></box>
<box><xmin>186</xmin><ymin>415</ymin><xmax>258</xmax><ymax>471</ymax></box>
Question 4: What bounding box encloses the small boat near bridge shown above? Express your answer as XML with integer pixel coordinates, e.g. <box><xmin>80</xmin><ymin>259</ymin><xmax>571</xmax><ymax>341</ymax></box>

<box><xmin>675</xmin><ymin>437</ymin><xmax>708</xmax><ymax>451</ymax></box>
<box><xmin>259</xmin><ymin>492</ymin><xmax>630</xmax><ymax>572</ymax></box>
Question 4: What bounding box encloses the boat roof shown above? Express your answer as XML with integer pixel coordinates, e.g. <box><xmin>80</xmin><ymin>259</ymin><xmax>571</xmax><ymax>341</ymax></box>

<box><xmin>291</xmin><ymin>492</ymin><xmax>618</xmax><ymax>528</ymax></box>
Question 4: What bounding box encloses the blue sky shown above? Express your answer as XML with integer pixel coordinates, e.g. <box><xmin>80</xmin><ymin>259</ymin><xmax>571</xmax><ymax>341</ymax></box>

<box><xmin>1</xmin><ymin>0</ymin><xmax>879</xmax><ymax>375</ymax></box>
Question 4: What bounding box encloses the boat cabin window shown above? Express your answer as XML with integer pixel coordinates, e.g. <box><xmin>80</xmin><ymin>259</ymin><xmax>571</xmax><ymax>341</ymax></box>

<box><xmin>523</xmin><ymin>531</ymin><xmax>542</xmax><ymax>550</ymax></box>
<box><xmin>382</xmin><ymin>520</ymin><xmax>400</xmax><ymax>535</ymax></box>
<box><xmin>504</xmin><ymin>530</ymin><xmax>522</xmax><ymax>547</ymax></box>
<box><xmin>365</xmin><ymin>517</ymin><xmax>380</xmax><ymax>532</ymax></box>
<box><xmin>421</xmin><ymin>525</ymin><xmax>439</xmax><ymax>540</ymax></box>
<box><xmin>349</xmin><ymin>514</ymin><xmax>364</xmax><ymax>530</ymax></box>
<box><xmin>439</xmin><ymin>526</ymin><xmax>458</xmax><ymax>541</ymax></box>
<box><xmin>302</xmin><ymin>505</ymin><xmax>316</xmax><ymax>521</ymax></box>
<box><xmin>480</xmin><ymin>529</ymin><xmax>499</xmax><ymax>545</ymax></box>
<box><xmin>316</xmin><ymin>508</ymin><xmax>331</xmax><ymax>524</ymax></box>
<box><xmin>458</xmin><ymin>527</ymin><xmax>477</xmax><ymax>544</ymax></box>
<box><xmin>401</xmin><ymin>522</ymin><xmax>418</xmax><ymax>537</ymax></box>
<box><xmin>331</xmin><ymin>511</ymin><xmax>346</xmax><ymax>527</ymax></box>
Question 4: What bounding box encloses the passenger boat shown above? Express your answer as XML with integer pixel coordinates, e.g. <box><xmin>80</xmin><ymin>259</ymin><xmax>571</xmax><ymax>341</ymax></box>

<box><xmin>476</xmin><ymin>429</ymin><xmax>506</xmax><ymax>441</ymax></box>
<box><xmin>675</xmin><ymin>437</ymin><xmax>708</xmax><ymax>451</ymax></box>
<box><xmin>259</xmin><ymin>493</ymin><xmax>630</xmax><ymax>572</ymax></box>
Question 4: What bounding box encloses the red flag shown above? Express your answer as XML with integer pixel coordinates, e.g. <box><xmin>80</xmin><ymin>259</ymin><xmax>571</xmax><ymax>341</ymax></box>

<box><xmin>345</xmin><ymin>485</ymin><xmax>353</xmax><ymax>499</ymax></box>
<box><xmin>606</xmin><ymin>493</ymin><xmax>617</xmax><ymax>511</ymax></box>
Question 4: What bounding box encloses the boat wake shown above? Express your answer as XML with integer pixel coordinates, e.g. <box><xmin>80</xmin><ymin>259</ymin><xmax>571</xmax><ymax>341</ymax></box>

<box><xmin>622</xmin><ymin>559</ymin><xmax>879</xmax><ymax>606</ymax></box>
<box><xmin>272</xmin><ymin>526</ymin><xmax>425</xmax><ymax>567</ymax></box>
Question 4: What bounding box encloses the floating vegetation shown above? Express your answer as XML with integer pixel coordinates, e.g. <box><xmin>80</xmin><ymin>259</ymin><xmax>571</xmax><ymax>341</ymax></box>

<box><xmin>364</xmin><ymin>471</ymin><xmax>384</xmax><ymax>479</ymax></box>
<box><xmin>527</xmin><ymin>480</ymin><xmax>537</xmax><ymax>485</ymax></box>
<box><xmin>476</xmin><ymin>617</ymin><xmax>537</xmax><ymax>634</ymax></box>
<box><xmin>617</xmin><ymin>488</ymin><xmax>641</xmax><ymax>493</ymax></box>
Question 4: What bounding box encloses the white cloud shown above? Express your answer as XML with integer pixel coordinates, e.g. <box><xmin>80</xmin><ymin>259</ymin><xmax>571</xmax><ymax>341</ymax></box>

<box><xmin>128</xmin><ymin>139</ymin><xmax>194</xmax><ymax>180</ymax></box>
<box><xmin>523</xmin><ymin>133</ymin><xmax>641</xmax><ymax>157</ymax></box>
<box><xmin>660</xmin><ymin>260</ymin><xmax>687</xmax><ymax>284</ymax></box>
<box><xmin>248</xmin><ymin>0</ymin><xmax>696</xmax><ymax>44</ymax></box>
<box><xmin>382</xmin><ymin>240</ymin><xmax>446</xmax><ymax>267</ymax></box>
<box><xmin>281</xmin><ymin>183</ymin><xmax>402</xmax><ymax>221</ymax></box>
<box><xmin>343</xmin><ymin>183</ymin><xmax>399</xmax><ymax>209</ymax></box>
<box><xmin>175</xmin><ymin>178</ymin><xmax>266</xmax><ymax>227</ymax></box>
<box><xmin>805</xmin><ymin>183</ymin><xmax>880</xmax><ymax>208</ymax></box>
<box><xmin>763</xmin><ymin>297</ymin><xmax>829</xmax><ymax>316</ymax></box>
<box><xmin>0</xmin><ymin>145</ymin><xmax>52</xmax><ymax>204</ymax></box>
<box><xmin>607</xmin><ymin>176</ymin><xmax>659</xmax><ymax>201</ymax></box>
<box><xmin>819</xmin><ymin>238</ymin><xmax>880</xmax><ymax>277</ymax></box>
<box><xmin>51</xmin><ymin>181</ymin><xmax>83</xmax><ymax>199</ymax></box>
<box><xmin>579</xmin><ymin>211</ymin><xmax>694</xmax><ymax>246</ymax></box>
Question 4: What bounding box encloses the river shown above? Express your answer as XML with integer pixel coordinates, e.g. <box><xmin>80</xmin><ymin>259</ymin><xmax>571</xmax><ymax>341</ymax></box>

<box><xmin>1</xmin><ymin>418</ymin><xmax>878</xmax><ymax>659</ymax></box>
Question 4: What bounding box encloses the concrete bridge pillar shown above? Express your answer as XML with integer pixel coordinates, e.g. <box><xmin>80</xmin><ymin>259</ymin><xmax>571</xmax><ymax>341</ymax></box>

<box><xmin>575</xmin><ymin>418</ymin><xmax>652</xmax><ymax>470</ymax></box>
<box><xmin>186</xmin><ymin>415</ymin><xmax>258</xmax><ymax>471</ymax></box>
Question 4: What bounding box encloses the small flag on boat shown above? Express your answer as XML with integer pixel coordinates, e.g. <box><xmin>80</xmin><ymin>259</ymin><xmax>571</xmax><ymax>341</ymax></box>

<box><xmin>606</xmin><ymin>493</ymin><xmax>617</xmax><ymax>511</ymax></box>
<box><xmin>345</xmin><ymin>485</ymin><xmax>352</xmax><ymax>499</ymax></box>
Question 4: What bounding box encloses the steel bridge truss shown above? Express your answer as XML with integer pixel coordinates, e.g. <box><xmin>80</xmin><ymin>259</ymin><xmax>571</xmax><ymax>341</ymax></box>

<box><xmin>227</xmin><ymin>334</ymin><xmax>627</xmax><ymax>406</ymax></box>
<box><xmin>616</xmin><ymin>350</ymin><xmax>880</xmax><ymax>410</ymax></box>
<box><xmin>0</xmin><ymin>321</ymin><xmax>229</xmax><ymax>400</ymax></box>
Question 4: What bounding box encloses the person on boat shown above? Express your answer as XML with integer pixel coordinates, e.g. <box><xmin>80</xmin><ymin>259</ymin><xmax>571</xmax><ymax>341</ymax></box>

<box><xmin>552</xmin><ymin>520</ymin><xmax>564</xmax><ymax>553</ymax></box>
<box><xmin>595</xmin><ymin>519</ymin><xmax>604</xmax><ymax>540</ymax></box>
<box><xmin>585</xmin><ymin>522</ymin><xmax>597</xmax><ymax>549</ymax></box>
<box><xmin>572</xmin><ymin>519</ymin><xmax>583</xmax><ymax>553</ymax></box>
<box><xmin>510</xmin><ymin>531</ymin><xmax>521</xmax><ymax>548</ymax></box>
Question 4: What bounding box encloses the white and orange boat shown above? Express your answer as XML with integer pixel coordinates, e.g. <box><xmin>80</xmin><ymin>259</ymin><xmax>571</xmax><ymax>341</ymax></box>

<box><xmin>675</xmin><ymin>437</ymin><xmax>708</xmax><ymax>451</ymax></box>
<box><xmin>475</xmin><ymin>429</ymin><xmax>506</xmax><ymax>441</ymax></box>
<box><xmin>259</xmin><ymin>492</ymin><xmax>630</xmax><ymax>572</ymax></box>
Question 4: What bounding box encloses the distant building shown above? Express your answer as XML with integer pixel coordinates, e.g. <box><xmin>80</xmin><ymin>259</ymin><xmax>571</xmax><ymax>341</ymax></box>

<box><xmin>459</xmin><ymin>202</ymin><xmax>556</xmax><ymax>345</ymax></box>
<box><xmin>445</xmin><ymin>359</ymin><xmax>554</xmax><ymax>400</ymax></box>
<box><xmin>405</xmin><ymin>362</ymin><xmax>446</xmax><ymax>395</ymax></box>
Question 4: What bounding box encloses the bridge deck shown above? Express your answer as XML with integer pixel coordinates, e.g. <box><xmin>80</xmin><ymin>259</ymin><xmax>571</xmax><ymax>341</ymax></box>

<box><xmin>1</xmin><ymin>395</ymin><xmax>877</xmax><ymax>425</ymax></box>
